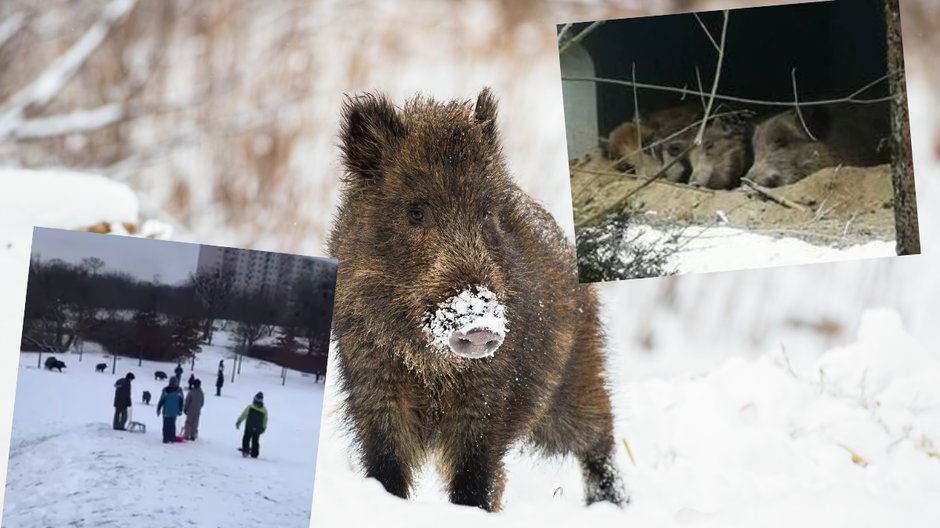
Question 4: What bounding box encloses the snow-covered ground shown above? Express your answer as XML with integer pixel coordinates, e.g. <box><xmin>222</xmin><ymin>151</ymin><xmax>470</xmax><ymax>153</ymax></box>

<box><xmin>310</xmin><ymin>308</ymin><xmax>940</xmax><ymax>528</ymax></box>
<box><xmin>2</xmin><ymin>334</ymin><xmax>324</xmax><ymax>528</ymax></box>
<box><xmin>625</xmin><ymin>223</ymin><xmax>896</xmax><ymax>275</ymax></box>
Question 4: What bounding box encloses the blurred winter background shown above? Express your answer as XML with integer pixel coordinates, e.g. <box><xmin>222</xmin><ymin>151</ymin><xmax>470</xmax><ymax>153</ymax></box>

<box><xmin>1</xmin><ymin>0</ymin><xmax>939</xmax><ymax>526</ymax></box>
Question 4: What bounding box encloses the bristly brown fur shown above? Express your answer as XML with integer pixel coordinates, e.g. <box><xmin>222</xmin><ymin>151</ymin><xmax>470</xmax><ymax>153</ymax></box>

<box><xmin>328</xmin><ymin>88</ymin><xmax>626</xmax><ymax>511</ymax></box>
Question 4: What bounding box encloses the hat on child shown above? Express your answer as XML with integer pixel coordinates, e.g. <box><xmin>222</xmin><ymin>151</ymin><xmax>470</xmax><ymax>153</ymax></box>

<box><xmin>254</xmin><ymin>392</ymin><xmax>264</xmax><ymax>403</ymax></box>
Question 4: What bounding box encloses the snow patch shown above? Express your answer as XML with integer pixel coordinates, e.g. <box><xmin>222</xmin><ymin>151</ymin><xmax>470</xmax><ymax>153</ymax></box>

<box><xmin>625</xmin><ymin>223</ymin><xmax>895</xmax><ymax>275</ymax></box>
<box><xmin>0</xmin><ymin>168</ymin><xmax>139</xmax><ymax>230</ymax></box>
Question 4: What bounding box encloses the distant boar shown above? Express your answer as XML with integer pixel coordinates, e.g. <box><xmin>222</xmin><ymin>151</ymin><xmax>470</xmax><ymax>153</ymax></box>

<box><xmin>44</xmin><ymin>357</ymin><xmax>66</xmax><ymax>372</ymax></box>
<box><xmin>154</xmin><ymin>371</ymin><xmax>167</xmax><ymax>381</ymax></box>
<box><xmin>329</xmin><ymin>89</ymin><xmax>626</xmax><ymax>512</ymax></box>
<box><xmin>607</xmin><ymin>103</ymin><xmax>702</xmax><ymax>183</ymax></box>
<box><xmin>95</xmin><ymin>362</ymin><xmax>107</xmax><ymax>373</ymax></box>
<box><xmin>689</xmin><ymin>111</ymin><xmax>756</xmax><ymax>190</ymax></box>
<box><xmin>745</xmin><ymin>103</ymin><xmax>890</xmax><ymax>187</ymax></box>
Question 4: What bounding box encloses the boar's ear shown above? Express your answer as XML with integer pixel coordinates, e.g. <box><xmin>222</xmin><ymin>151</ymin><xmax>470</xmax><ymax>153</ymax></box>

<box><xmin>801</xmin><ymin>106</ymin><xmax>833</xmax><ymax>139</ymax></box>
<box><xmin>340</xmin><ymin>93</ymin><xmax>405</xmax><ymax>182</ymax></box>
<box><xmin>474</xmin><ymin>88</ymin><xmax>499</xmax><ymax>144</ymax></box>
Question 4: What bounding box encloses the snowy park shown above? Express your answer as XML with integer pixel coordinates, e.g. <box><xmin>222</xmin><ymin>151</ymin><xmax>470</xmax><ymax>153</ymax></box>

<box><xmin>3</xmin><ymin>333</ymin><xmax>325</xmax><ymax>528</ymax></box>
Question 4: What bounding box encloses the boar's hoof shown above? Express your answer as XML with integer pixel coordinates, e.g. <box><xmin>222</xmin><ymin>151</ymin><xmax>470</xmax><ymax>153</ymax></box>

<box><xmin>448</xmin><ymin>328</ymin><xmax>503</xmax><ymax>359</ymax></box>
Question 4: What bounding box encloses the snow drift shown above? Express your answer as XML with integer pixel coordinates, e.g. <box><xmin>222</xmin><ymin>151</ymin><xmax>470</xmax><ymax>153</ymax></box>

<box><xmin>313</xmin><ymin>308</ymin><xmax>940</xmax><ymax>527</ymax></box>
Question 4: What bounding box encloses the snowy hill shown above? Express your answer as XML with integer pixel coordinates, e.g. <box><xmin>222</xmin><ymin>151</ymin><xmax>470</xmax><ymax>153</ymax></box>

<box><xmin>2</xmin><ymin>335</ymin><xmax>323</xmax><ymax>528</ymax></box>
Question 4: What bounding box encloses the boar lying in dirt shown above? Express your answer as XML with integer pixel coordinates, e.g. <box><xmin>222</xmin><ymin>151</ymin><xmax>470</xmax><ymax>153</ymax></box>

<box><xmin>606</xmin><ymin>121</ymin><xmax>660</xmax><ymax>174</ymax></box>
<box><xmin>745</xmin><ymin>102</ymin><xmax>891</xmax><ymax>187</ymax></box>
<box><xmin>607</xmin><ymin>102</ymin><xmax>702</xmax><ymax>182</ymax></box>
<box><xmin>329</xmin><ymin>89</ymin><xmax>626</xmax><ymax>512</ymax></box>
<box><xmin>689</xmin><ymin>111</ymin><xmax>757</xmax><ymax>190</ymax></box>
<box><xmin>647</xmin><ymin>103</ymin><xmax>703</xmax><ymax>183</ymax></box>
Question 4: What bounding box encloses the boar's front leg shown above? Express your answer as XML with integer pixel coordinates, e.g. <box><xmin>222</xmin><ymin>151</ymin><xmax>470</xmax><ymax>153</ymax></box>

<box><xmin>344</xmin><ymin>357</ymin><xmax>422</xmax><ymax>499</ymax></box>
<box><xmin>439</xmin><ymin>415</ymin><xmax>508</xmax><ymax>511</ymax></box>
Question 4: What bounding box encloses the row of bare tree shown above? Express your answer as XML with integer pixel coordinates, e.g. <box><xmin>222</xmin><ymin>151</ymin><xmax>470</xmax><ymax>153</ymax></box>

<box><xmin>21</xmin><ymin>256</ymin><xmax>334</xmax><ymax>372</ymax></box>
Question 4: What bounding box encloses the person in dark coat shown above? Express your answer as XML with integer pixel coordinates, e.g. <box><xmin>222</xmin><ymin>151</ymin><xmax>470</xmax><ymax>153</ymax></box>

<box><xmin>216</xmin><ymin>361</ymin><xmax>225</xmax><ymax>397</ymax></box>
<box><xmin>156</xmin><ymin>376</ymin><xmax>185</xmax><ymax>443</ymax></box>
<box><xmin>187</xmin><ymin>373</ymin><xmax>196</xmax><ymax>390</ymax></box>
<box><xmin>236</xmin><ymin>392</ymin><xmax>268</xmax><ymax>458</ymax></box>
<box><xmin>174</xmin><ymin>363</ymin><xmax>184</xmax><ymax>384</ymax></box>
<box><xmin>112</xmin><ymin>372</ymin><xmax>135</xmax><ymax>430</ymax></box>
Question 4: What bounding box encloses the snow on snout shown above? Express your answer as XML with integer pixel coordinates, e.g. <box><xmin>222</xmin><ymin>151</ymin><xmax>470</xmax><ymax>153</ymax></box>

<box><xmin>423</xmin><ymin>286</ymin><xmax>508</xmax><ymax>359</ymax></box>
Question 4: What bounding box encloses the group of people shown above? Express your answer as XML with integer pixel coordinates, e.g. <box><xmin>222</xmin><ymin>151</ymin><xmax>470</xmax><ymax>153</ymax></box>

<box><xmin>154</xmin><ymin>373</ymin><xmax>203</xmax><ymax>443</ymax></box>
<box><xmin>111</xmin><ymin>359</ymin><xmax>270</xmax><ymax>458</ymax></box>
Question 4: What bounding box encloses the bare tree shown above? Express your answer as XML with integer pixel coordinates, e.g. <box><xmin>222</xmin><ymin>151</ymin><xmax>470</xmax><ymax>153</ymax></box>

<box><xmin>189</xmin><ymin>270</ymin><xmax>234</xmax><ymax>345</ymax></box>
<box><xmin>81</xmin><ymin>257</ymin><xmax>105</xmax><ymax>275</ymax></box>
<box><xmin>233</xmin><ymin>319</ymin><xmax>273</xmax><ymax>351</ymax></box>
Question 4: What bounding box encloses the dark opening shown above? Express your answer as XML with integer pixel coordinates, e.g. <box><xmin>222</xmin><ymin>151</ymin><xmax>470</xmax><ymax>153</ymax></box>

<box><xmin>568</xmin><ymin>0</ymin><xmax>889</xmax><ymax>138</ymax></box>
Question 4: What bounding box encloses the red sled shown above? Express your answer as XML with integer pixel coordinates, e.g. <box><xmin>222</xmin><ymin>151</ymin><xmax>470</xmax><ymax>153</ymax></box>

<box><xmin>175</xmin><ymin>436</ymin><xmax>185</xmax><ymax>443</ymax></box>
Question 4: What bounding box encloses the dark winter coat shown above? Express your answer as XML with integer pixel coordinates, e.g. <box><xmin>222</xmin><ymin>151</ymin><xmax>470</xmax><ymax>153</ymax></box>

<box><xmin>113</xmin><ymin>378</ymin><xmax>132</xmax><ymax>408</ymax></box>
<box><xmin>184</xmin><ymin>387</ymin><xmax>205</xmax><ymax>417</ymax></box>
<box><xmin>236</xmin><ymin>403</ymin><xmax>268</xmax><ymax>432</ymax></box>
<box><xmin>216</xmin><ymin>370</ymin><xmax>224</xmax><ymax>388</ymax></box>
<box><xmin>157</xmin><ymin>385</ymin><xmax>185</xmax><ymax>418</ymax></box>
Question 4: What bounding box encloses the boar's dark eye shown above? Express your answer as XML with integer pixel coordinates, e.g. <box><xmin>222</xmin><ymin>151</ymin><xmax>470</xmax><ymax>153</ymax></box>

<box><xmin>481</xmin><ymin>208</ymin><xmax>501</xmax><ymax>230</ymax></box>
<box><xmin>407</xmin><ymin>206</ymin><xmax>432</xmax><ymax>228</ymax></box>
<box><xmin>773</xmin><ymin>137</ymin><xmax>790</xmax><ymax>149</ymax></box>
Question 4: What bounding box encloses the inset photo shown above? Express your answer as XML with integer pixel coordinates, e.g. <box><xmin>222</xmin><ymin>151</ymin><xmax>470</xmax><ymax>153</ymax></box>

<box><xmin>559</xmin><ymin>0</ymin><xmax>919</xmax><ymax>282</ymax></box>
<box><xmin>3</xmin><ymin>228</ymin><xmax>336</xmax><ymax>528</ymax></box>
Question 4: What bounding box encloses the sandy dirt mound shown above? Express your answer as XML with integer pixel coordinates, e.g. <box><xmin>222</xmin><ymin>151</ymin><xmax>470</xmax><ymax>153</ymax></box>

<box><xmin>570</xmin><ymin>155</ymin><xmax>896</xmax><ymax>246</ymax></box>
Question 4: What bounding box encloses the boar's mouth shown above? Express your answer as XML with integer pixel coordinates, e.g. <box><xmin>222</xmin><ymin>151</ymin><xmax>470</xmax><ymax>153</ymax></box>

<box><xmin>422</xmin><ymin>286</ymin><xmax>508</xmax><ymax>359</ymax></box>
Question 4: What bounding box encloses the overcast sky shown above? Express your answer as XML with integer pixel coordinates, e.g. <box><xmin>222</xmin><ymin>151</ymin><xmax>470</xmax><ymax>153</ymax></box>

<box><xmin>31</xmin><ymin>228</ymin><xmax>200</xmax><ymax>285</ymax></box>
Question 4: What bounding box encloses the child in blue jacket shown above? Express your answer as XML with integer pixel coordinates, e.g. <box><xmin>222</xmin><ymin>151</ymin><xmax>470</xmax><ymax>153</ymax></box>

<box><xmin>157</xmin><ymin>376</ymin><xmax>185</xmax><ymax>443</ymax></box>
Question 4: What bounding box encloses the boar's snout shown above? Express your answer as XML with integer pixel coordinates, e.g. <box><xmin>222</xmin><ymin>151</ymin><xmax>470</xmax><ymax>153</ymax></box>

<box><xmin>448</xmin><ymin>328</ymin><xmax>504</xmax><ymax>359</ymax></box>
<box><xmin>423</xmin><ymin>285</ymin><xmax>508</xmax><ymax>359</ymax></box>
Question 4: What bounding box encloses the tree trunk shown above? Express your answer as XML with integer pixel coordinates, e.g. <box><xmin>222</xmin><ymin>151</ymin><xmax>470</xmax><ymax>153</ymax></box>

<box><xmin>883</xmin><ymin>0</ymin><xmax>920</xmax><ymax>255</ymax></box>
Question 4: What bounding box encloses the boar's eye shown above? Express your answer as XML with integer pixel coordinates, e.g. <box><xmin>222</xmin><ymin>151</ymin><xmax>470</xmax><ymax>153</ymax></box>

<box><xmin>407</xmin><ymin>206</ymin><xmax>432</xmax><ymax>228</ymax></box>
<box><xmin>773</xmin><ymin>137</ymin><xmax>790</xmax><ymax>149</ymax></box>
<box><xmin>481</xmin><ymin>207</ymin><xmax>501</xmax><ymax>229</ymax></box>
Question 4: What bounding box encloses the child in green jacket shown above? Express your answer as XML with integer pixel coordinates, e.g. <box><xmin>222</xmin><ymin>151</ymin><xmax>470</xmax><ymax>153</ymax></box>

<box><xmin>236</xmin><ymin>392</ymin><xmax>268</xmax><ymax>458</ymax></box>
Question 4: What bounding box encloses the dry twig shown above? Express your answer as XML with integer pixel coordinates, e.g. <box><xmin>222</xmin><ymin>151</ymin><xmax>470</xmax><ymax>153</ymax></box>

<box><xmin>558</xmin><ymin>21</ymin><xmax>604</xmax><ymax>55</ymax></box>
<box><xmin>741</xmin><ymin>178</ymin><xmax>807</xmax><ymax>211</ymax></box>
<box><xmin>791</xmin><ymin>67</ymin><xmax>819</xmax><ymax>141</ymax></box>
<box><xmin>562</xmin><ymin>72</ymin><xmax>901</xmax><ymax>108</ymax></box>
